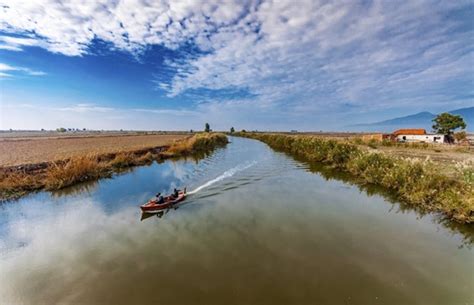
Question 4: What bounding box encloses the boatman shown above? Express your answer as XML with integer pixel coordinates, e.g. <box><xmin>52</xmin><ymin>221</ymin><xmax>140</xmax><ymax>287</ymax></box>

<box><xmin>155</xmin><ymin>193</ymin><xmax>164</xmax><ymax>204</ymax></box>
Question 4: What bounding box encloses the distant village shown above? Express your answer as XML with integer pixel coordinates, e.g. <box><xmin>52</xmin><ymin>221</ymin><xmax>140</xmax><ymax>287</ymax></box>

<box><xmin>362</xmin><ymin>128</ymin><xmax>472</xmax><ymax>145</ymax></box>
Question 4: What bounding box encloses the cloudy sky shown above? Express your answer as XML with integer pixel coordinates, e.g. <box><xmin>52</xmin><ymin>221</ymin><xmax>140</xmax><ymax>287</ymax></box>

<box><xmin>0</xmin><ymin>1</ymin><xmax>472</xmax><ymax>131</ymax></box>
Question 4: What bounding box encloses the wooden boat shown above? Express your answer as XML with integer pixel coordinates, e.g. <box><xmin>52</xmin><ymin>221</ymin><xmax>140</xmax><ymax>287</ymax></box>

<box><xmin>140</xmin><ymin>189</ymin><xmax>186</xmax><ymax>213</ymax></box>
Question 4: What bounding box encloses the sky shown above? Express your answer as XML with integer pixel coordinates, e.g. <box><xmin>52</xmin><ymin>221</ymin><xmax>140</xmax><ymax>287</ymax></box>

<box><xmin>0</xmin><ymin>0</ymin><xmax>473</xmax><ymax>131</ymax></box>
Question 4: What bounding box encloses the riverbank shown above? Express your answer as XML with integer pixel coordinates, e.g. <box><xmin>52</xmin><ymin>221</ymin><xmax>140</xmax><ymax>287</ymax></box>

<box><xmin>0</xmin><ymin>133</ymin><xmax>228</xmax><ymax>201</ymax></box>
<box><xmin>236</xmin><ymin>132</ymin><xmax>473</xmax><ymax>224</ymax></box>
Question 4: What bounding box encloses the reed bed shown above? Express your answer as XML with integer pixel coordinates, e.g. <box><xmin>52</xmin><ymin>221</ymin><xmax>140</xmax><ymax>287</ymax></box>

<box><xmin>164</xmin><ymin>132</ymin><xmax>228</xmax><ymax>156</ymax></box>
<box><xmin>237</xmin><ymin>132</ymin><xmax>473</xmax><ymax>223</ymax></box>
<box><xmin>0</xmin><ymin>133</ymin><xmax>228</xmax><ymax>201</ymax></box>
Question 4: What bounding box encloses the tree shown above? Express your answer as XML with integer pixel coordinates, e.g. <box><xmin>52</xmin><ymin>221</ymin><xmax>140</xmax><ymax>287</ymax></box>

<box><xmin>230</xmin><ymin>127</ymin><xmax>235</xmax><ymax>133</ymax></box>
<box><xmin>432</xmin><ymin>113</ymin><xmax>466</xmax><ymax>142</ymax></box>
<box><xmin>56</xmin><ymin>127</ymin><xmax>66</xmax><ymax>132</ymax></box>
<box><xmin>204</xmin><ymin>123</ymin><xmax>210</xmax><ymax>132</ymax></box>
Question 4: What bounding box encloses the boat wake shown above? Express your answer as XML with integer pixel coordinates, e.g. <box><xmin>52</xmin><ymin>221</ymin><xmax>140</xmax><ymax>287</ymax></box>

<box><xmin>188</xmin><ymin>161</ymin><xmax>257</xmax><ymax>195</ymax></box>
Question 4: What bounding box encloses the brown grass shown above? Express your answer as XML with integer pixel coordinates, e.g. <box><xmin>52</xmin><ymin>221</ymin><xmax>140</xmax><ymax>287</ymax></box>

<box><xmin>44</xmin><ymin>156</ymin><xmax>105</xmax><ymax>190</ymax></box>
<box><xmin>164</xmin><ymin>133</ymin><xmax>228</xmax><ymax>157</ymax></box>
<box><xmin>0</xmin><ymin>133</ymin><xmax>228</xmax><ymax>201</ymax></box>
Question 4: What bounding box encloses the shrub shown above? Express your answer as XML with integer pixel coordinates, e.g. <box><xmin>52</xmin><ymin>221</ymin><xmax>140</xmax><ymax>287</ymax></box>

<box><xmin>367</xmin><ymin>139</ymin><xmax>378</xmax><ymax>149</ymax></box>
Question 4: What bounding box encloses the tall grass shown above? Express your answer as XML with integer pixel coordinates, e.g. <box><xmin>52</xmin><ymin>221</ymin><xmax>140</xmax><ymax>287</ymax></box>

<box><xmin>165</xmin><ymin>132</ymin><xmax>228</xmax><ymax>156</ymax></box>
<box><xmin>237</xmin><ymin>132</ymin><xmax>473</xmax><ymax>223</ymax></box>
<box><xmin>45</xmin><ymin>155</ymin><xmax>105</xmax><ymax>189</ymax></box>
<box><xmin>0</xmin><ymin>133</ymin><xmax>228</xmax><ymax>201</ymax></box>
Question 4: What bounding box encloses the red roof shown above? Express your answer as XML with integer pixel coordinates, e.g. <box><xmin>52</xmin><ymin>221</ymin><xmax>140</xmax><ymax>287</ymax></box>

<box><xmin>393</xmin><ymin>129</ymin><xmax>426</xmax><ymax>136</ymax></box>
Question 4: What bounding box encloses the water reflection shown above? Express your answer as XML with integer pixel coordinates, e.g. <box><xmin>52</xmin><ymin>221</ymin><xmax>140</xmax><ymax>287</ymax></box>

<box><xmin>279</xmin><ymin>149</ymin><xmax>474</xmax><ymax>248</ymax></box>
<box><xmin>0</xmin><ymin>137</ymin><xmax>473</xmax><ymax>305</ymax></box>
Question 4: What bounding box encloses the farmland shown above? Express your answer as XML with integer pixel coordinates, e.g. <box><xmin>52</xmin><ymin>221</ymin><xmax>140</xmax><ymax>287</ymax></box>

<box><xmin>0</xmin><ymin>132</ymin><xmax>189</xmax><ymax>167</ymax></box>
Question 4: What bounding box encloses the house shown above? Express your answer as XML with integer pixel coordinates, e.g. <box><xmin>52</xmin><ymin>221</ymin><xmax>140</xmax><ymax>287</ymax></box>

<box><xmin>393</xmin><ymin>129</ymin><xmax>445</xmax><ymax>143</ymax></box>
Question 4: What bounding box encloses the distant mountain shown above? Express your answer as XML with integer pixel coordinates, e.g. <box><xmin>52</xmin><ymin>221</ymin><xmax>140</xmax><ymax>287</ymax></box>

<box><xmin>351</xmin><ymin>107</ymin><xmax>473</xmax><ymax>132</ymax></box>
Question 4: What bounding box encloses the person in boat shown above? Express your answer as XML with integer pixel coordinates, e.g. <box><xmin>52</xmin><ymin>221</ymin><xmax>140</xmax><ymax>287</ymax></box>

<box><xmin>172</xmin><ymin>188</ymin><xmax>179</xmax><ymax>198</ymax></box>
<box><xmin>155</xmin><ymin>193</ymin><xmax>164</xmax><ymax>204</ymax></box>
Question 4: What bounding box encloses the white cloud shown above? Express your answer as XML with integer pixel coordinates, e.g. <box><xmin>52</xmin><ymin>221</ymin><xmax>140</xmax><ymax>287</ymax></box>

<box><xmin>0</xmin><ymin>1</ymin><xmax>472</xmax><ymax>126</ymax></box>
<box><xmin>0</xmin><ymin>44</ymin><xmax>22</xmax><ymax>51</ymax></box>
<box><xmin>0</xmin><ymin>0</ymin><xmax>250</xmax><ymax>56</ymax></box>
<box><xmin>56</xmin><ymin>103</ymin><xmax>115</xmax><ymax>113</ymax></box>
<box><xmin>0</xmin><ymin>71</ymin><xmax>12</xmax><ymax>77</ymax></box>
<box><xmin>0</xmin><ymin>62</ymin><xmax>17</xmax><ymax>71</ymax></box>
<box><xmin>0</xmin><ymin>35</ymin><xmax>41</xmax><ymax>51</ymax></box>
<box><xmin>132</xmin><ymin>108</ymin><xmax>199</xmax><ymax>116</ymax></box>
<box><xmin>0</xmin><ymin>62</ymin><xmax>46</xmax><ymax>77</ymax></box>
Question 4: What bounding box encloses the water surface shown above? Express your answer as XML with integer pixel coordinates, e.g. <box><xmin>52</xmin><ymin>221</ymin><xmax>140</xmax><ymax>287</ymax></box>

<box><xmin>0</xmin><ymin>137</ymin><xmax>473</xmax><ymax>305</ymax></box>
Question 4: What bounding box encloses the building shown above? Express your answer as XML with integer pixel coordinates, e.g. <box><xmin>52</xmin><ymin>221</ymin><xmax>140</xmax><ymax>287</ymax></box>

<box><xmin>393</xmin><ymin>129</ymin><xmax>427</xmax><ymax>136</ymax></box>
<box><xmin>393</xmin><ymin>129</ymin><xmax>445</xmax><ymax>143</ymax></box>
<box><xmin>361</xmin><ymin>133</ymin><xmax>391</xmax><ymax>141</ymax></box>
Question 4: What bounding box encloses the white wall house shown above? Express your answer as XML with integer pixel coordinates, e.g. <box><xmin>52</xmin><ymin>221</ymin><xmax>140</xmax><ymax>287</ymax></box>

<box><xmin>396</xmin><ymin>134</ymin><xmax>445</xmax><ymax>143</ymax></box>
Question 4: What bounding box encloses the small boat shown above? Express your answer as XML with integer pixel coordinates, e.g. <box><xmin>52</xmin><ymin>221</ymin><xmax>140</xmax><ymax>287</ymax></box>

<box><xmin>140</xmin><ymin>189</ymin><xmax>186</xmax><ymax>213</ymax></box>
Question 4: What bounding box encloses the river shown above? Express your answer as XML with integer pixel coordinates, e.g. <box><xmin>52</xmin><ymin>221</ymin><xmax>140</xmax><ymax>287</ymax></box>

<box><xmin>0</xmin><ymin>136</ymin><xmax>473</xmax><ymax>305</ymax></box>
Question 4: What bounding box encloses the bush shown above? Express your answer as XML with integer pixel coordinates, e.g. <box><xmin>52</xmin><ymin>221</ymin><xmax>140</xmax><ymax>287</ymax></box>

<box><xmin>367</xmin><ymin>139</ymin><xmax>378</xmax><ymax>149</ymax></box>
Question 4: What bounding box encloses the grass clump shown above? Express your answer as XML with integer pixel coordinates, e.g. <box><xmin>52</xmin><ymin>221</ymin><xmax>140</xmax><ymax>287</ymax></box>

<box><xmin>165</xmin><ymin>133</ymin><xmax>228</xmax><ymax>156</ymax></box>
<box><xmin>45</xmin><ymin>156</ymin><xmax>105</xmax><ymax>190</ymax></box>
<box><xmin>0</xmin><ymin>171</ymin><xmax>42</xmax><ymax>199</ymax></box>
<box><xmin>109</xmin><ymin>152</ymin><xmax>136</xmax><ymax>169</ymax></box>
<box><xmin>237</xmin><ymin>132</ymin><xmax>473</xmax><ymax>223</ymax></box>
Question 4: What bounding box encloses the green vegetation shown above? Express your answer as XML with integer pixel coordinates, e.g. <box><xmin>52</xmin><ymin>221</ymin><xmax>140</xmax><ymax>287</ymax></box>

<box><xmin>230</xmin><ymin>127</ymin><xmax>235</xmax><ymax>133</ymax></box>
<box><xmin>0</xmin><ymin>133</ymin><xmax>228</xmax><ymax>201</ymax></box>
<box><xmin>205</xmin><ymin>123</ymin><xmax>211</xmax><ymax>133</ymax></box>
<box><xmin>432</xmin><ymin>113</ymin><xmax>466</xmax><ymax>142</ymax></box>
<box><xmin>236</xmin><ymin>132</ymin><xmax>473</xmax><ymax>224</ymax></box>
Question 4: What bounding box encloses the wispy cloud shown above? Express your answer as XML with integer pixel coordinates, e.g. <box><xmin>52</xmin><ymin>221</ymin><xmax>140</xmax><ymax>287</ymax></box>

<box><xmin>132</xmin><ymin>108</ymin><xmax>200</xmax><ymax>116</ymax></box>
<box><xmin>0</xmin><ymin>62</ymin><xmax>46</xmax><ymax>77</ymax></box>
<box><xmin>0</xmin><ymin>35</ymin><xmax>41</xmax><ymax>52</ymax></box>
<box><xmin>0</xmin><ymin>44</ymin><xmax>22</xmax><ymax>51</ymax></box>
<box><xmin>1</xmin><ymin>1</ymin><xmax>472</xmax><ymax>128</ymax></box>
<box><xmin>56</xmin><ymin>103</ymin><xmax>115</xmax><ymax>113</ymax></box>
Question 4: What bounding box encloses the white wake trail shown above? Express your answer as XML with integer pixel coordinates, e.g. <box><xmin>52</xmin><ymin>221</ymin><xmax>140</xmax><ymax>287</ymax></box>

<box><xmin>188</xmin><ymin>161</ymin><xmax>257</xmax><ymax>195</ymax></box>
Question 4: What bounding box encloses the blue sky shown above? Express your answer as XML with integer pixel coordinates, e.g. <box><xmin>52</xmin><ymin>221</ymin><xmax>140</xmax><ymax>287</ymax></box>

<box><xmin>0</xmin><ymin>1</ymin><xmax>473</xmax><ymax>131</ymax></box>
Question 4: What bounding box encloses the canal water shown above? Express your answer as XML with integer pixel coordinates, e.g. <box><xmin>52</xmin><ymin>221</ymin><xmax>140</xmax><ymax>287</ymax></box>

<box><xmin>0</xmin><ymin>137</ymin><xmax>472</xmax><ymax>305</ymax></box>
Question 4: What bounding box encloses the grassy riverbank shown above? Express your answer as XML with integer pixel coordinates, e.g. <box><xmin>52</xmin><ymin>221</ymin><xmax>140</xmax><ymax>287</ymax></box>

<box><xmin>236</xmin><ymin>132</ymin><xmax>473</xmax><ymax>224</ymax></box>
<box><xmin>0</xmin><ymin>133</ymin><xmax>228</xmax><ymax>201</ymax></box>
